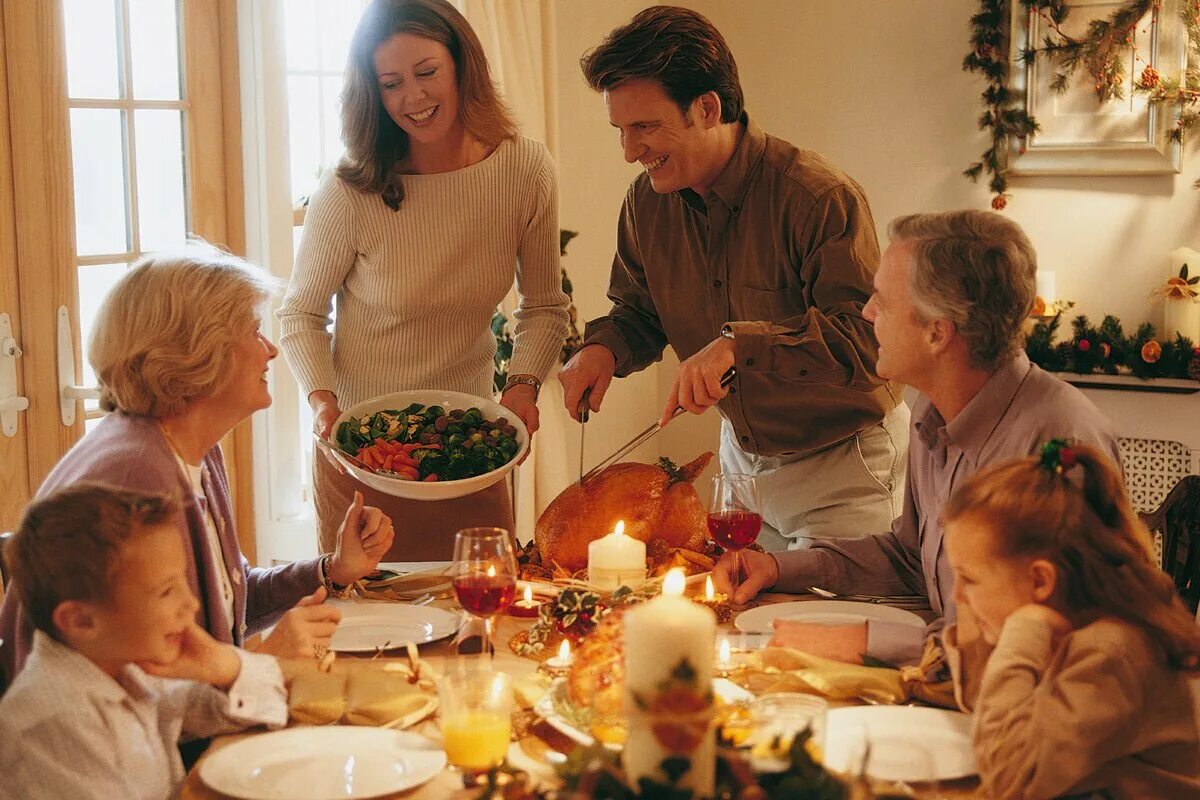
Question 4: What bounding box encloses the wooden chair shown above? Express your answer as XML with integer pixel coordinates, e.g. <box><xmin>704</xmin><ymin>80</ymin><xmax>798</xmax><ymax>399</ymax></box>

<box><xmin>0</xmin><ymin>531</ymin><xmax>10</xmax><ymax>596</ymax></box>
<box><xmin>1139</xmin><ymin>475</ymin><xmax>1200</xmax><ymax>615</ymax></box>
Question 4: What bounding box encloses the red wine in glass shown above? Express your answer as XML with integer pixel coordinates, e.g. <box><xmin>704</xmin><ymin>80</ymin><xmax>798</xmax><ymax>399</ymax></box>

<box><xmin>453</xmin><ymin>574</ymin><xmax>516</xmax><ymax>616</ymax></box>
<box><xmin>707</xmin><ymin>510</ymin><xmax>763</xmax><ymax>551</ymax></box>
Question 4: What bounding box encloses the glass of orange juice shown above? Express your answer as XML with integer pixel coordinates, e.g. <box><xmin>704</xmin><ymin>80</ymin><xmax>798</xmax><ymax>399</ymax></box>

<box><xmin>438</xmin><ymin>669</ymin><xmax>513</xmax><ymax>784</ymax></box>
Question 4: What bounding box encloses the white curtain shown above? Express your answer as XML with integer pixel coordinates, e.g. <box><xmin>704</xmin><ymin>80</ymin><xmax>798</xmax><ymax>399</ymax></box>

<box><xmin>455</xmin><ymin>0</ymin><xmax>571</xmax><ymax>543</ymax></box>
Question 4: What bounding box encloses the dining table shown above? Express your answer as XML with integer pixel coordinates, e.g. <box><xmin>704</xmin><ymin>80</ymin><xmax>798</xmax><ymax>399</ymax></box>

<box><xmin>180</xmin><ymin>572</ymin><xmax>986</xmax><ymax>800</ymax></box>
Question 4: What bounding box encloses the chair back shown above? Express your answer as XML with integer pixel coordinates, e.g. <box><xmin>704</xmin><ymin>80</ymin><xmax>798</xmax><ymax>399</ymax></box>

<box><xmin>1139</xmin><ymin>475</ymin><xmax>1200</xmax><ymax>615</ymax></box>
<box><xmin>0</xmin><ymin>531</ymin><xmax>11</xmax><ymax>591</ymax></box>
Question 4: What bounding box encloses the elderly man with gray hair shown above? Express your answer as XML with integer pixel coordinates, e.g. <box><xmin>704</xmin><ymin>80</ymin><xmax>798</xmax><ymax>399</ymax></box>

<box><xmin>714</xmin><ymin>209</ymin><xmax>1120</xmax><ymax>667</ymax></box>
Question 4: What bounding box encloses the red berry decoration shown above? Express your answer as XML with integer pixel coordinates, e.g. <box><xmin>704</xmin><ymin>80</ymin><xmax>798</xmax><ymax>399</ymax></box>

<box><xmin>1059</xmin><ymin>447</ymin><xmax>1077</xmax><ymax>469</ymax></box>
<box><xmin>991</xmin><ymin>194</ymin><xmax>1008</xmax><ymax>211</ymax></box>
<box><xmin>1077</xmin><ymin>338</ymin><xmax>1091</xmax><ymax>352</ymax></box>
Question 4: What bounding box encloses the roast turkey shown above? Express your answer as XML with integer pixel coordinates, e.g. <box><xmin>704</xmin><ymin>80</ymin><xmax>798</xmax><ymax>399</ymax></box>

<box><xmin>534</xmin><ymin>452</ymin><xmax>714</xmax><ymax>572</ymax></box>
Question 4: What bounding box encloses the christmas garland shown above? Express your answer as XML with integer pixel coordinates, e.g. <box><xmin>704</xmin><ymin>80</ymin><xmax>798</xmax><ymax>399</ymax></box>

<box><xmin>1026</xmin><ymin>311</ymin><xmax>1200</xmax><ymax>380</ymax></box>
<box><xmin>965</xmin><ymin>0</ymin><xmax>1200</xmax><ymax>208</ymax></box>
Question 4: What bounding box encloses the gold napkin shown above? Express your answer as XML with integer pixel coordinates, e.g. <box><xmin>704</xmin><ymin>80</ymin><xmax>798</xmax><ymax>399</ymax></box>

<box><xmin>281</xmin><ymin>654</ymin><xmax>439</xmax><ymax>728</ymax></box>
<box><xmin>742</xmin><ymin>638</ymin><xmax>958</xmax><ymax>709</ymax></box>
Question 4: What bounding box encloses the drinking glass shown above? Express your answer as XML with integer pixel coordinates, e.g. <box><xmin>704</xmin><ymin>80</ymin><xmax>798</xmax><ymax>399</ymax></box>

<box><xmin>707</xmin><ymin>473</ymin><xmax>762</xmax><ymax>601</ymax></box>
<box><xmin>845</xmin><ymin>728</ymin><xmax>942</xmax><ymax>799</ymax></box>
<box><xmin>438</xmin><ymin>669</ymin><xmax>513</xmax><ymax>786</ymax></box>
<box><xmin>451</xmin><ymin>527</ymin><xmax>517</xmax><ymax>659</ymax></box>
<box><xmin>749</xmin><ymin>692</ymin><xmax>828</xmax><ymax>764</ymax></box>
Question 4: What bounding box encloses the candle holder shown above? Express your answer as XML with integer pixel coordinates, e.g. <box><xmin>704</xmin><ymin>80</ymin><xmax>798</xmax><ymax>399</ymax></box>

<box><xmin>691</xmin><ymin>575</ymin><xmax>735</xmax><ymax>623</ymax></box>
<box><xmin>506</xmin><ymin>585</ymin><xmax>544</xmax><ymax>618</ymax></box>
<box><xmin>537</xmin><ymin>640</ymin><xmax>575</xmax><ymax>679</ymax></box>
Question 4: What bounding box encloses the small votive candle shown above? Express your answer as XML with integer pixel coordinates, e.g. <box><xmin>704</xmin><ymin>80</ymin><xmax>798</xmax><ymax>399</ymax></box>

<box><xmin>539</xmin><ymin>639</ymin><xmax>574</xmax><ymax>678</ymax></box>
<box><xmin>507</xmin><ymin>585</ymin><xmax>543</xmax><ymax>618</ymax></box>
<box><xmin>693</xmin><ymin>575</ymin><xmax>734</xmax><ymax>623</ymax></box>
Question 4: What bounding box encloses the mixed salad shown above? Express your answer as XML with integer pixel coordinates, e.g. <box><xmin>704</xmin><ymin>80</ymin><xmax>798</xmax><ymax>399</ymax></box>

<box><xmin>335</xmin><ymin>403</ymin><xmax>521</xmax><ymax>482</ymax></box>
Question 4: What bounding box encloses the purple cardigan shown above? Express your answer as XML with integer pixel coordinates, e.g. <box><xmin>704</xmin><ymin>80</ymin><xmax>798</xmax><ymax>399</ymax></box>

<box><xmin>0</xmin><ymin>413</ymin><xmax>321</xmax><ymax>688</ymax></box>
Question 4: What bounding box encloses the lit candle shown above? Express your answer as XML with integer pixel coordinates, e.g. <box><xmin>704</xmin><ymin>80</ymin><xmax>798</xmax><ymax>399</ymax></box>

<box><xmin>546</xmin><ymin>639</ymin><xmax>573</xmax><ymax>670</ymax></box>
<box><xmin>718</xmin><ymin>638</ymin><xmax>731</xmax><ymax>671</ymax></box>
<box><xmin>587</xmin><ymin>520</ymin><xmax>646</xmax><ymax>590</ymax></box>
<box><xmin>692</xmin><ymin>574</ymin><xmax>732</xmax><ymax>623</ymax></box>
<box><xmin>623</xmin><ymin>568</ymin><xmax>717</xmax><ymax>795</ymax></box>
<box><xmin>507</xmin><ymin>584</ymin><xmax>542</xmax><ymax>618</ymax></box>
<box><xmin>706</xmin><ymin>575</ymin><xmax>715</xmax><ymax>601</ymax></box>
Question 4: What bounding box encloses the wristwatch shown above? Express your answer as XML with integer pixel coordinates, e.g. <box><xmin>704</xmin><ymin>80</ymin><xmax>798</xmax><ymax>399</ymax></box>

<box><xmin>502</xmin><ymin>373</ymin><xmax>542</xmax><ymax>400</ymax></box>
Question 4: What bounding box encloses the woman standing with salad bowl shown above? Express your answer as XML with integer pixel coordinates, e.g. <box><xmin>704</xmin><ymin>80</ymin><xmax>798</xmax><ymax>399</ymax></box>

<box><xmin>278</xmin><ymin>0</ymin><xmax>568</xmax><ymax>560</ymax></box>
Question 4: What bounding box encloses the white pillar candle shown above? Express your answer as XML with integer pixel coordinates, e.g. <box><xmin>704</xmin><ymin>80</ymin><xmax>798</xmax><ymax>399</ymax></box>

<box><xmin>1165</xmin><ymin>247</ymin><xmax>1200</xmax><ymax>344</ymax></box>
<box><xmin>587</xmin><ymin>520</ymin><xmax>646</xmax><ymax>590</ymax></box>
<box><xmin>622</xmin><ymin>568</ymin><xmax>717</xmax><ymax>794</ymax></box>
<box><xmin>1036</xmin><ymin>269</ymin><xmax>1056</xmax><ymax>304</ymax></box>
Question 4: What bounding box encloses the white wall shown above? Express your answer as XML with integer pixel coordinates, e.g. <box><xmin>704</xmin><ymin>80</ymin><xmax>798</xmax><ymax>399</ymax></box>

<box><xmin>557</xmin><ymin>0</ymin><xmax>1200</xmax><ymax>472</ymax></box>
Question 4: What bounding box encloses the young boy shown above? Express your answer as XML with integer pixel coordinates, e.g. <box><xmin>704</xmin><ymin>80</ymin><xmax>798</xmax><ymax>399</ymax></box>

<box><xmin>0</xmin><ymin>483</ymin><xmax>288</xmax><ymax>800</ymax></box>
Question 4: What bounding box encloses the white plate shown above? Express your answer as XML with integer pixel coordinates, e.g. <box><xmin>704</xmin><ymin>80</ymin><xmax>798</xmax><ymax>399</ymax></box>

<box><xmin>535</xmin><ymin>677</ymin><xmax>752</xmax><ymax>749</ymax></box>
<box><xmin>329</xmin><ymin>390</ymin><xmax>529</xmax><ymax>501</ymax></box>
<box><xmin>328</xmin><ymin>600</ymin><xmax>460</xmax><ymax>653</ymax></box>
<box><xmin>734</xmin><ymin>600</ymin><xmax>926</xmax><ymax>633</ymax></box>
<box><xmin>198</xmin><ymin>727</ymin><xmax>446</xmax><ymax>799</ymax></box>
<box><xmin>824</xmin><ymin>706</ymin><xmax>976</xmax><ymax>782</ymax></box>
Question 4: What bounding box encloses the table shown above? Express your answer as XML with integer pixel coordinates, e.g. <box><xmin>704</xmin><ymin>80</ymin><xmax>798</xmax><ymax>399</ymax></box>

<box><xmin>181</xmin><ymin>592</ymin><xmax>984</xmax><ymax>799</ymax></box>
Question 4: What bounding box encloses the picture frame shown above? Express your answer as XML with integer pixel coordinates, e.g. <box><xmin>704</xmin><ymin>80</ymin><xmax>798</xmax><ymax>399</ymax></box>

<box><xmin>1007</xmin><ymin>0</ymin><xmax>1187</xmax><ymax>175</ymax></box>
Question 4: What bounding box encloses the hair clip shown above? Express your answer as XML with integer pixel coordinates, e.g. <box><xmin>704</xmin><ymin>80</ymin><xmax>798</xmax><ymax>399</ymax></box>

<box><xmin>1039</xmin><ymin>438</ymin><xmax>1077</xmax><ymax>474</ymax></box>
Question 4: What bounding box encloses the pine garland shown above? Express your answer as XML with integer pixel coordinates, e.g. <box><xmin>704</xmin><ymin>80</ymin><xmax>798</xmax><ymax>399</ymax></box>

<box><xmin>1026</xmin><ymin>311</ymin><xmax>1200</xmax><ymax>380</ymax></box>
<box><xmin>965</xmin><ymin>0</ymin><xmax>1200</xmax><ymax>206</ymax></box>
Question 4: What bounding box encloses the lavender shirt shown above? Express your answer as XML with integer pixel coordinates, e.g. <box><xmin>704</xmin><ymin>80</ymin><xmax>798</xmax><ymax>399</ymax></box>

<box><xmin>772</xmin><ymin>354</ymin><xmax>1121</xmax><ymax>663</ymax></box>
<box><xmin>0</xmin><ymin>413</ymin><xmax>321</xmax><ymax>687</ymax></box>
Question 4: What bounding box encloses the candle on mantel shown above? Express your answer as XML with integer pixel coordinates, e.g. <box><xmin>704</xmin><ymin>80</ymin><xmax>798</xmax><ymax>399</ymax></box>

<box><xmin>587</xmin><ymin>520</ymin><xmax>646</xmax><ymax>590</ymax></box>
<box><xmin>1164</xmin><ymin>247</ymin><xmax>1200</xmax><ymax>343</ymax></box>
<box><xmin>623</xmin><ymin>568</ymin><xmax>717</xmax><ymax>795</ymax></box>
<box><xmin>507</xmin><ymin>585</ymin><xmax>542</xmax><ymax>618</ymax></box>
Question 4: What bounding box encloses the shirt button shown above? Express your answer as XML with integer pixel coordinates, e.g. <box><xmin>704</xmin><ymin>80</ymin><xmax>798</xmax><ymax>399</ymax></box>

<box><xmin>728</xmin><ymin>385</ymin><xmax>737</xmax><ymax>394</ymax></box>
<box><xmin>740</xmin><ymin>435</ymin><xmax>750</xmax><ymax>443</ymax></box>
<box><xmin>745</xmin><ymin>358</ymin><xmax>755</xmax><ymax>366</ymax></box>
<box><xmin>713</xmin><ymin>280</ymin><xmax>722</xmax><ymax>288</ymax></box>
<box><xmin>799</xmin><ymin>369</ymin><xmax>808</xmax><ymax>376</ymax></box>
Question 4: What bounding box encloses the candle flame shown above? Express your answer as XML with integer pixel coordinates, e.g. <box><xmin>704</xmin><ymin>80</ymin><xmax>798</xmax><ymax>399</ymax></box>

<box><xmin>663</xmin><ymin>568</ymin><xmax>686</xmax><ymax>597</ymax></box>
<box><xmin>705</xmin><ymin>575</ymin><xmax>715</xmax><ymax>601</ymax></box>
<box><xmin>719</xmin><ymin>638</ymin><xmax>731</xmax><ymax>666</ymax></box>
<box><xmin>558</xmin><ymin>639</ymin><xmax>571</xmax><ymax>661</ymax></box>
<box><xmin>486</xmin><ymin>564</ymin><xmax>496</xmax><ymax>578</ymax></box>
<box><xmin>614</xmin><ymin>520</ymin><xmax>625</xmax><ymax>537</ymax></box>
<box><xmin>523</xmin><ymin>585</ymin><xmax>533</xmax><ymax>604</ymax></box>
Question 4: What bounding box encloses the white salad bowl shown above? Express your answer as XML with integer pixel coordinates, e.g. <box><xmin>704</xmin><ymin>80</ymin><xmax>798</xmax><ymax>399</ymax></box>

<box><xmin>327</xmin><ymin>389</ymin><xmax>529</xmax><ymax>501</ymax></box>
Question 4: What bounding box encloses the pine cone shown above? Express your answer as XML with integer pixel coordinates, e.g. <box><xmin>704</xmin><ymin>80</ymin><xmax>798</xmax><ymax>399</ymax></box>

<box><xmin>1139</xmin><ymin>65</ymin><xmax>1160</xmax><ymax>89</ymax></box>
<box><xmin>991</xmin><ymin>194</ymin><xmax>1008</xmax><ymax>211</ymax></box>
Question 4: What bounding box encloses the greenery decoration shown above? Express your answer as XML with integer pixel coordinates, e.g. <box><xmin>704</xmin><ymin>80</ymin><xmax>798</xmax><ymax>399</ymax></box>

<box><xmin>965</xmin><ymin>0</ymin><xmax>1200</xmax><ymax>207</ymax></box>
<box><xmin>1026</xmin><ymin>310</ymin><xmax>1200</xmax><ymax>380</ymax></box>
<box><xmin>493</xmin><ymin>229</ymin><xmax>584</xmax><ymax>393</ymax></box>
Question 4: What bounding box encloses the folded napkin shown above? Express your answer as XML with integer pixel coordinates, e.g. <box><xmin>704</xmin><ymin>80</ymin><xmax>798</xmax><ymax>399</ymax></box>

<box><xmin>741</xmin><ymin>638</ymin><xmax>958</xmax><ymax>709</ymax></box>
<box><xmin>282</xmin><ymin>655</ymin><xmax>439</xmax><ymax>728</ymax></box>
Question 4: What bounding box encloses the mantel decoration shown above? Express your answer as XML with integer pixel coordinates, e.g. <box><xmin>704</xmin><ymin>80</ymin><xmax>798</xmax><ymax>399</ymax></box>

<box><xmin>493</xmin><ymin>229</ymin><xmax>583</xmax><ymax>393</ymax></box>
<box><xmin>1025</xmin><ymin>311</ymin><xmax>1200</xmax><ymax>380</ymax></box>
<box><xmin>965</xmin><ymin>0</ymin><xmax>1200</xmax><ymax>208</ymax></box>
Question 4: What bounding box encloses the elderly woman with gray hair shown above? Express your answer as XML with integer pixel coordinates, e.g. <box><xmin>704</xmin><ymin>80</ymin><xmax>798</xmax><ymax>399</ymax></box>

<box><xmin>0</xmin><ymin>244</ymin><xmax>393</xmax><ymax>687</ymax></box>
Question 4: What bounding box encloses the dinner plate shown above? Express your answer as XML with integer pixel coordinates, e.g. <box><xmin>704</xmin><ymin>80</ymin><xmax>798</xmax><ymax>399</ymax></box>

<box><xmin>198</xmin><ymin>727</ymin><xmax>446</xmax><ymax>799</ymax></box>
<box><xmin>734</xmin><ymin>600</ymin><xmax>926</xmax><ymax>633</ymax></box>
<box><xmin>823</xmin><ymin>706</ymin><xmax>977</xmax><ymax>782</ymax></box>
<box><xmin>328</xmin><ymin>600</ymin><xmax>460</xmax><ymax>653</ymax></box>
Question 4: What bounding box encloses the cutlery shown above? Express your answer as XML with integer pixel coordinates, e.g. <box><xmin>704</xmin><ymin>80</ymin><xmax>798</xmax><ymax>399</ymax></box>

<box><xmin>808</xmin><ymin>586</ymin><xmax>929</xmax><ymax>608</ymax></box>
<box><xmin>577</xmin><ymin>388</ymin><xmax>590</xmax><ymax>483</ymax></box>
<box><xmin>580</xmin><ymin>366</ymin><xmax>737</xmax><ymax>483</ymax></box>
<box><xmin>406</xmin><ymin>592</ymin><xmax>436</xmax><ymax>607</ymax></box>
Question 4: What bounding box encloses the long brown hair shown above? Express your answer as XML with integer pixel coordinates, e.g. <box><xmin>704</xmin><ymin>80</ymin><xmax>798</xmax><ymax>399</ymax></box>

<box><xmin>944</xmin><ymin>443</ymin><xmax>1200</xmax><ymax>670</ymax></box>
<box><xmin>337</xmin><ymin>0</ymin><xmax>516</xmax><ymax>210</ymax></box>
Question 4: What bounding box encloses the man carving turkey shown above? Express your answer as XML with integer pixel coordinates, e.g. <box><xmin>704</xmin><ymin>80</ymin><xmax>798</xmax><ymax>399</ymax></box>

<box><xmin>559</xmin><ymin>6</ymin><xmax>908</xmax><ymax>550</ymax></box>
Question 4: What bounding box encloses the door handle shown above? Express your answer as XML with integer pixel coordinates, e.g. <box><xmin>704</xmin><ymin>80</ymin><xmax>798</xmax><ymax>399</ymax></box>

<box><xmin>0</xmin><ymin>313</ymin><xmax>28</xmax><ymax>437</ymax></box>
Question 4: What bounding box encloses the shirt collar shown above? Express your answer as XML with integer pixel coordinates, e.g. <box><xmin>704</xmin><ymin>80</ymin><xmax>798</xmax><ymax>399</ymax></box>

<box><xmin>678</xmin><ymin>111</ymin><xmax>765</xmax><ymax>214</ymax></box>
<box><xmin>30</xmin><ymin>629</ymin><xmax>155</xmax><ymax>704</ymax></box>
<box><xmin>945</xmin><ymin>353</ymin><xmax>1033</xmax><ymax>455</ymax></box>
<box><xmin>912</xmin><ymin>353</ymin><xmax>1033</xmax><ymax>457</ymax></box>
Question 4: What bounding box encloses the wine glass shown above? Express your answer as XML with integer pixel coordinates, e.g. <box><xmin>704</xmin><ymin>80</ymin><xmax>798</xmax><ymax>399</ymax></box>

<box><xmin>707</xmin><ymin>473</ymin><xmax>762</xmax><ymax>601</ymax></box>
<box><xmin>452</xmin><ymin>527</ymin><xmax>517</xmax><ymax>660</ymax></box>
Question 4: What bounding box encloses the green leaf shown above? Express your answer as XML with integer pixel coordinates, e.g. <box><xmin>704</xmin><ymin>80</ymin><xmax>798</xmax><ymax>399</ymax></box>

<box><xmin>1181</xmin><ymin>263</ymin><xmax>1190</xmax><ymax>279</ymax></box>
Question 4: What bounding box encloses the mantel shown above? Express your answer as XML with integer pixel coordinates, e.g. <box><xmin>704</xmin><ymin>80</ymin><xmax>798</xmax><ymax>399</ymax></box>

<box><xmin>1059</xmin><ymin>372</ymin><xmax>1200</xmax><ymax>396</ymax></box>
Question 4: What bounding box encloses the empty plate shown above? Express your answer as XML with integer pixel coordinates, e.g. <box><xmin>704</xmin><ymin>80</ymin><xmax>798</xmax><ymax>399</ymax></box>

<box><xmin>328</xmin><ymin>600</ymin><xmax>460</xmax><ymax>653</ymax></box>
<box><xmin>823</xmin><ymin>705</ymin><xmax>977</xmax><ymax>782</ymax></box>
<box><xmin>198</xmin><ymin>727</ymin><xmax>446</xmax><ymax>799</ymax></box>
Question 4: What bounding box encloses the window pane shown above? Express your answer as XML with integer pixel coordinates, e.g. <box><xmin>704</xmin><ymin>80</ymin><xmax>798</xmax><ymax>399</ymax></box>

<box><xmin>63</xmin><ymin>0</ymin><xmax>121</xmax><ymax>99</ymax></box>
<box><xmin>285</xmin><ymin>0</ymin><xmax>319</xmax><ymax>71</ymax></box>
<box><xmin>287</xmin><ymin>75</ymin><xmax>322</xmax><ymax>203</ymax></box>
<box><xmin>317</xmin><ymin>1</ymin><xmax>363</xmax><ymax>72</ymax></box>
<box><xmin>77</xmin><ymin>262</ymin><xmax>129</xmax><ymax>410</ymax></box>
<box><xmin>321</xmin><ymin>76</ymin><xmax>345</xmax><ymax>170</ymax></box>
<box><xmin>134</xmin><ymin>109</ymin><xmax>188</xmax><ymax>251</ymax></box>
<box><xmin>70</xmin><ymin>108</ymin><xmax>129</xmax><ymax>255</ymax></box>
<box><xmin>129</xmin><ymin>0</ymin><xmax>181</xmax><ymax>100</ymax></box>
